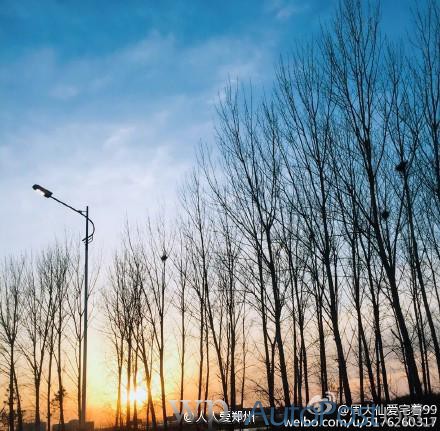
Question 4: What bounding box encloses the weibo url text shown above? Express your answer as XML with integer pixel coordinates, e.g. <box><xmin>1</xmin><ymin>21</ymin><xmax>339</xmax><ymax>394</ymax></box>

<box><xmin>169</xmin><ymin>399</ymin><xmax>438</xmax><ymax>428</ymax></box>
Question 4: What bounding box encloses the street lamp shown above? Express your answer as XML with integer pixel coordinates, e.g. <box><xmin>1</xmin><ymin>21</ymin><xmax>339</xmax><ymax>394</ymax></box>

<box><xmin>32</xmin><ymin>184</ymin><xmax>94</xmax><ymax>428</ymax></box>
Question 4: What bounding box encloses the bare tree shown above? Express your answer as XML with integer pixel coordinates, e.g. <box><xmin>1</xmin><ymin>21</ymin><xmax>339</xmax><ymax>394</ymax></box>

<box><xmin>21</xmin><ymin>249</ymin><xmax>57</xmax><ymax>431</ymax></box>
<box><xmin>0</xmin><ymin>257</ymin><xmax>24</xmax><ymax>431</ymax></box>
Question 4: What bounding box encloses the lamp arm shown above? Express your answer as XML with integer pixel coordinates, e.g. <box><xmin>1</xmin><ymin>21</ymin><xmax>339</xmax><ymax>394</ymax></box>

<box><xmin>49</xmin><ymin>195</ymin><xmax>95</xmax><ymax>243</ymax></box>
<box><xmin>85</xmin><ymin>217</ymin><xmax>96</xmax><ymax>244</ymax></box>
<box><xmin>50</xmin><ymin>195</ymin><xmax>84</xmax><ymax>216</ymax></box>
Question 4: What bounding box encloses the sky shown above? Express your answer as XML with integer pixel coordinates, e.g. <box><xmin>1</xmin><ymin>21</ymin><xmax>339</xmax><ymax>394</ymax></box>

<box><xmin>0</xmin><ymin>0</ymin><xmax>417</xmax><ymax>421</ymax></box>
<box><xmin>0</xmin><ymin>0</ymin><xmax>416</xmax><ymax>260</ymax></box>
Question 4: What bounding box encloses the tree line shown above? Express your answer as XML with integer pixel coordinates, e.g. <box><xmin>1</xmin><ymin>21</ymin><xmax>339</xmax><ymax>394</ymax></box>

<box><xmin>0</xmin><ymin>242</ymin><xmax>93</xmax><ymax>431</ymax></box>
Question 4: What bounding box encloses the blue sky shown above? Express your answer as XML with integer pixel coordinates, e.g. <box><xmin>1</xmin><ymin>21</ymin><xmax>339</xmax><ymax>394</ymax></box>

<box><xmin>0</xmin><ymin>0</ymin><xmax>415</xmax><ymax>259</ymax></box>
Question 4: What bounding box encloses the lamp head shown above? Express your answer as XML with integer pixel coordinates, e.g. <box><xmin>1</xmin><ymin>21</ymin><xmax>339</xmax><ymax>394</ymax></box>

<box><xmin>32</xmin><ymin>184</ymin><xmax>53</xmax><ymax>198</ymax></box>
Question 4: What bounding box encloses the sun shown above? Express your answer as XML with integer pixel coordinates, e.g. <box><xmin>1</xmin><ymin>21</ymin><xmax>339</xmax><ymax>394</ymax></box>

<box><xmin>126</xmin><ymin>387</ymin><xmax>148</xmax><ymax>404</ymax></box>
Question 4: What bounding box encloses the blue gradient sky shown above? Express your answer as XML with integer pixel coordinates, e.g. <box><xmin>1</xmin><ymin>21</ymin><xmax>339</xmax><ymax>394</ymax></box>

<box><xmin>0</xmin><ymin>0</ymin><xmax>415</xmax><ymax>259</ymax></box>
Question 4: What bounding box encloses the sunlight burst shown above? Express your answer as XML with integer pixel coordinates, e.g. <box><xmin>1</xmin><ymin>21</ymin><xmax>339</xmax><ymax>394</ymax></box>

<box><xmin>123</xmin><ymin>387</ymin><xmax>148</xmax><ymax>404</ymax></box>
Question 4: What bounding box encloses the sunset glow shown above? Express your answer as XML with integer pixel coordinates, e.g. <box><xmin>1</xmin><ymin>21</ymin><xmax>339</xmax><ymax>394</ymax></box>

<box><xmin>126</xmin><ymin>388</ymin><xmax>148</xmax><ymax>405</ymax></box>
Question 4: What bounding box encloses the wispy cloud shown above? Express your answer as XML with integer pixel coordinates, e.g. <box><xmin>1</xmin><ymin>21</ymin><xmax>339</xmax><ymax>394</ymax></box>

<box><xmin>0</xmin><ymin>27</ymin><xmax>276</xmax><ymax>259</ymax></box>
<box><xmin>265</xmin><ymin>0</ymin><xmax>309</xmax><ymax>20</ymax></box>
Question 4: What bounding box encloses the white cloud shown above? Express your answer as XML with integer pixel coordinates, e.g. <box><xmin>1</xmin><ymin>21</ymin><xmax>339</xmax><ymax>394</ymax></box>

<box><xmin>0</xmin><ymin>25</ymin><xmax>276</xmax><ymax>260</ymax></box>
<box><xmin>265</xmin><ymin>0</ymin><xmax>308</xmax><ymax>21</ymax></box>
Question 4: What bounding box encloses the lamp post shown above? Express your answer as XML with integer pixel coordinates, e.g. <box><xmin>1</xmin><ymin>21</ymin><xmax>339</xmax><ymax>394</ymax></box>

<box><xmin>32</xmin><ymin>184</ymin><xmax>94</xmax><ymax>428</ymax></box>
